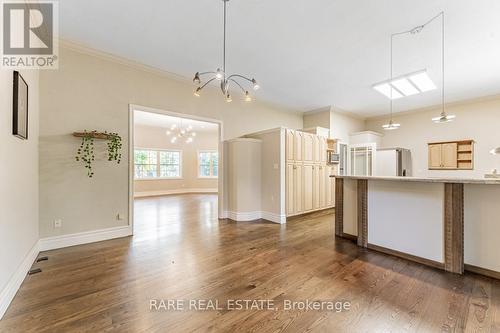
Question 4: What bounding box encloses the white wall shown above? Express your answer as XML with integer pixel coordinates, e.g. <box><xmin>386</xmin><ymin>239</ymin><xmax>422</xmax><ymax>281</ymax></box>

<box><xmin>365</xmin><ymin>96</ymin><xmax>500</xmax><ymax>178</ymax></box>
<box><xmin>134</xmin><ymin>124</ymin><xmax>218</xmax><ymax>195</ymax></box>
<box><xmin>0</xmin><ymin>69</ymin><xmax>39</xmax><ymax>318</ymax></box>
<box><xmin>39</xmin><ymin>43</ymin><xmax>303</xmax><ymax>238</ymax></box>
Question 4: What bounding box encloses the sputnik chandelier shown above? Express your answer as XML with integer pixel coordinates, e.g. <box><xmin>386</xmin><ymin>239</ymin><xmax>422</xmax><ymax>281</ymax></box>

<box><xmin>166</xmin><ymin>122</ymin><xmax>196</xmax><ymax>144</ymax></box>
<box><xmin>193</xmin><ymin>0</ymin><xmax>259</xmax><ymax>102</ymax></box>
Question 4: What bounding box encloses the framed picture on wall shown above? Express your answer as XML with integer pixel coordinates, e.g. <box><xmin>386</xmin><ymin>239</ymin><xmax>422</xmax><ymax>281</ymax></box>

<box><xmin>13</xmin><ymin>71</ymin><xmax>29</xmax><ymax>140</ymax></box>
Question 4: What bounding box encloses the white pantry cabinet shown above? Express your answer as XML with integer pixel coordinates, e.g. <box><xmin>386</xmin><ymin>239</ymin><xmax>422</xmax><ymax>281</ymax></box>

<box><xmin>285</xmin><ymin>129</ymin><xmax>335</xmax><ymax>217</ymax></box>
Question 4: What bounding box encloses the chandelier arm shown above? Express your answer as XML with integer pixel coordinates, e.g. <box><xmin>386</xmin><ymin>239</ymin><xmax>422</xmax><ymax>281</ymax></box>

<box><xmin>199</xmin><ymin>77</ymin><xmax>217</xmax><ymax>90</ymax></box>
<box><xmin>226</xmin><ymin>74</ymin><xmax>253</xmax><ymax>83</ymax></box>
<box><xmin>198</xmin><ymin>71</ymin><xmax>216</xmax><ymax>76</ymax></box>
<box><xmin>228</xmin><ymin>78</ymin><xmax>246</xmax><ymax>93</ymax></box>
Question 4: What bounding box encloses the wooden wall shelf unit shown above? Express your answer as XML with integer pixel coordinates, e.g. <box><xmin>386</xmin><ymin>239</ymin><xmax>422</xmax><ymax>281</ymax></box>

<box><xmin>428</xmin><ymin>140</ymin><xmax>474</xmax><ymax>170</ymax></box>
<box><xmin>73</xmin><ymin>132</ymin><xmax>115</xmax><ymax>140</ymax></box>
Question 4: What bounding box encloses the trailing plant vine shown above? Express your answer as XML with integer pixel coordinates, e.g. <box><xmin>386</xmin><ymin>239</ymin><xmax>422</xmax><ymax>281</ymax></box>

<box><xmin>105</xmin><ymin>131</ymin><xmax>122</xmax><ymax>164</ymax></box>
<box><xmin>75</xmin><ymin>132</ymin><xmax>96</xmax><ymax>178</ymax></box>
<box><xmin>74</xmin><ymin>130</ymin><xmax>122</xmax><ymax>178</ymax></box>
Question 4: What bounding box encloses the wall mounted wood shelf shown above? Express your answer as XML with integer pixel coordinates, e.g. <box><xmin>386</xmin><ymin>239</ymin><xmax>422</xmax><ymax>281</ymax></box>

<box><xmin>73</xmin><ymin>132</ymin><xmax>115</xmax><ymax>140</ymax></box>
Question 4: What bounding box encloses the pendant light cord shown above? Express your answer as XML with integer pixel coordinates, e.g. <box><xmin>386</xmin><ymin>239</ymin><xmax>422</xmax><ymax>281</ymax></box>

<box><xmin>389</xmin><ymin>11</ymin><xmax>445</xmax><ymax>121</ymax></box>
<box><xmin>441</xmin><ymin>11</ymin><xmax>445</xmax><ymax>117</ymax></box>
<box><xmin>223</xmin><ymin>0</ymin><xmax>227</xmax><ymax>75</ymax></box>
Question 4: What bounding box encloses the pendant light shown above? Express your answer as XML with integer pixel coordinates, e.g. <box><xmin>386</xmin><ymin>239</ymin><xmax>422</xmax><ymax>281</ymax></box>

<box><xmin>431</xmin><ymin>12</ymin><xmax>456</xmax><ymax>123</ymax></box>
<box><xmin>491</xmin><ymin>147</ymin><xmax>500</xmax><ymax>155</ymax></box>
<box><xmin>382</xmin><ymin>28</ymin><xmax>401</xmax><ymax>130</ymax></box>
<box><xmin>192</xmin><ymin>0</ymin><xmax>259</xmax><ymax>102</ymax></box>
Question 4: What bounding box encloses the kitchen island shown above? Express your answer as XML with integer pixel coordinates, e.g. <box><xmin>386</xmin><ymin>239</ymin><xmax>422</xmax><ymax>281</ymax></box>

<box><xmin>333</xmin><ymin>175</ymin><xmax>500</xmax><ymax>278</ymax></box>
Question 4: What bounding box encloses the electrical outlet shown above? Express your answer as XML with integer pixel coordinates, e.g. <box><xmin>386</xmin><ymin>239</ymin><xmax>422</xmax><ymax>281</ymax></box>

<box><xmin>116</xmin><ymin>213</ymin><xmax>124</xmax><ymax>221</ymax></box>
<box><xmin>54</xmin><ymin>219</ymin><xmax>62</xmax><ymax>228</ymax></box>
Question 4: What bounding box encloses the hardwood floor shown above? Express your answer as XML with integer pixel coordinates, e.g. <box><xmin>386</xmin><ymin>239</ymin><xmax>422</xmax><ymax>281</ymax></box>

<box><xmin>1</xmin><ymin>193</ymin><xmax>500</xmax><ymax>332</ymax></box>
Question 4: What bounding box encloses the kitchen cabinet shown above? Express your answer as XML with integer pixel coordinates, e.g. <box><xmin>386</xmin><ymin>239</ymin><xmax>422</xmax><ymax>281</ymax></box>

<box><xmin>285</xmin><ymin>129</ymin><xmax>336</xmax><ymax>217</ymax></box>
<box><xmin>428</xmin><ymin>140</ymin><xmax>473</xmax><ymax>170</ymax></box>
<box><xmin>303</xmin><ymin>164</ymin><xmax>314</xmax><ymax>212</ymax></box>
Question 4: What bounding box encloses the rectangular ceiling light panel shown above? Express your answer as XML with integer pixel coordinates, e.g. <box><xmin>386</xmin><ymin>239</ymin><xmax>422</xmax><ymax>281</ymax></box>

<box><xmin>373</xmin><ymin>70</ymin><xmax>437</xmax><ymax>99</ymax></box>
<box><xmin>408</xmin><ymin>71</ymin><xmax>437</xmax><ymax>92</ymax></box>
<box><xmin>373</xmin><ymin>83</ymin><xmax>403</xmax><ymax>100</ymax></box>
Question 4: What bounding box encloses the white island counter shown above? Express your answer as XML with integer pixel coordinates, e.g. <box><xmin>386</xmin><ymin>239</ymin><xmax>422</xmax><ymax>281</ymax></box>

<box><xmin>333</xmin><ymin>175</ymin><xmax>500</xmax><ymax>278</ymax></box>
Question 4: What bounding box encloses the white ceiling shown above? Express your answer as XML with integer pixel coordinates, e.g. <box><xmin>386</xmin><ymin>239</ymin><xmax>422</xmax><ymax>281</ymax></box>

<box><xmin>60</xmin><ymin>0</ymin><xmax>500</xmax><ymax>117</ymax></box>
<box><xmin>134</xmin><ymin>111</ymin><xmax>219</xmax><ymax>133</ymax></box>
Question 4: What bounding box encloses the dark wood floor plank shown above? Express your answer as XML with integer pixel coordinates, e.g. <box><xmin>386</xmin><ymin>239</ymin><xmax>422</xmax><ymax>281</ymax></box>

<box><xmin>0</xmin><ymin>194</ymin><xmax>499</xmax><ymax>332</ymax></box>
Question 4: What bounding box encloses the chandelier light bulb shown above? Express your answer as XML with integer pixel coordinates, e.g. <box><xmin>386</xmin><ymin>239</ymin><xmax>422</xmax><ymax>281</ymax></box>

<box><xmin>225</xmin><ymin>94</ymin><xmax>232</xmax><ymax>103</ymax></box>
<box><xmin>192</xmin><ymin>132</ymin><xmax>197</xmax><ymax>137</ymax></box>
<box><xmin>170</xmin><ymin>137</ymin><xmax>177</xmax><ymax>143</ymax></box>
<box><xmin>244</xmin><ymin>91</ymin><xmax>252</xmax><ymax>102</ymax></box>
<box><xmin>215</xmin><ymin>68</ymin><xmax>224</xmax><ymax>80</ymax></box>
<box><xmin>251</xmin><ymin>79</ymin><xmax>260</xmax><ymax>91</ymax></box>
<box><xmin>170</xmin><ymin>124</ymin><xmax>177</xmax><ymax>130</ymax></box>
<box><xmin>166</xmin><ymin>130</ymin><xmax>171</xmax><ymax>136</ymax></box>
<box><xmin>194</xmin><ymin>87</ymin><xmax>201</xmax><ymax>97</ymax></box>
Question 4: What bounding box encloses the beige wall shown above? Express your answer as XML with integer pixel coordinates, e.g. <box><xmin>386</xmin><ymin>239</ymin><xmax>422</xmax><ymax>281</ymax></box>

<box><xmin>134</xmin><ymin>124</ymin><xmax>218</xmax><ymax>194</ymax></box>
<box><xmin>226</xmin><ymin>139</ymin><xmax>262</xmax><ymax>214</ymax></box>
<box><xmin>303</xmin><ymin>109</ymin><xmax>330</xmax><ymax>129</ymax></box>
<box><xmin>365</xmin><ymin>96</ymin><xmax>500</xmax><ymax>178</ymax></box>
<box><xmin>246</xmin><ymin>129</ymin><xmax>285</xmax><ymax>217</ymax></box>
<box><xmin>0</xmin><ymin>69</ymin><xmax>39</xmax><ymax>310</ymax></box>
<box><xmin>303</xmin><ymin>107</ymin><xmax>366</xmax><ymax>143</ymax></box>
<box><xmin>39</xmin><ymin>44</ymin><xmax>303</xmax><ymax>237</ymax></box>
<box><xmin>330</xmin><ymin>109</ymin><xmax>365</xmax><ymax>143</ymax></box>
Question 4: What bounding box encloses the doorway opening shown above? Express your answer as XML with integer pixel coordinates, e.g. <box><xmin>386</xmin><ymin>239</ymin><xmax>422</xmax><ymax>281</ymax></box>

<box><xmin>129</xmin><ymin>105</ymin><xmax>223</xmax><ymax>238</ymax></box>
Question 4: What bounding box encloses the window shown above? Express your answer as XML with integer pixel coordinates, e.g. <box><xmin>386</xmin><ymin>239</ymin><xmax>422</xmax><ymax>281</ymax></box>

<box><xmin>198</xmin><ymin>151</ymin><xmax>218</xmax><ymax>178</ymax></box>
<box><xmin>135</xmin><ymin>149</ymin><xmax>181</xmax><ymax>179</ymax></box>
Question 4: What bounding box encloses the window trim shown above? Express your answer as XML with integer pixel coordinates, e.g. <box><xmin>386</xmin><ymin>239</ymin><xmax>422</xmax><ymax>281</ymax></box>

<box><xmin>134</xmin><ymin>148</ymin><xmax>183</xmax><ymax>180</ymax></box>
<box><xmin>197</xmin><ymin>150</ymin><xmax>218</xmax><ymax>179</ymax></box>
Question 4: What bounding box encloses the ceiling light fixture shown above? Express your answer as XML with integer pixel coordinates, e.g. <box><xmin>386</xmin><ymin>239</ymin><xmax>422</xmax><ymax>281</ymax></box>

<box><xmin>380</xmin><ymin>11</ymin><xmax>452</xmax><ymax>129</ymax></box>
<box><xmin>166</xmin><ymin>120</ymin><xmax>197</xmax><ymax>143</ymax></box>
<box><xmin>193</xmin><ymin>0</ymin><xmax>259</xmax><ymax>102</ymax></box>
<box><xmin>374</xmin><ymin>70</ymin><xmax>437</xmax><ymax>100</ymax></box>
<box><xmin>429</xmin><ymin>12</ymin><xmax>455</xmax><ymax>123</ymax></box>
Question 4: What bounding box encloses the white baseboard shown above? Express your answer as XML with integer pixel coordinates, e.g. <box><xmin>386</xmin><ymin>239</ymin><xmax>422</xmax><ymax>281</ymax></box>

<box><xmin>261</xmin><ymin>211</ymin><xmax>287</xmax><ymax>224</ymax></box>
<box><xmin>39</xmin><ymin>225</ymin><xmax>132</xmax><ymax>251</ymax></box>
<box><xmin>0</xmin><ymin>241</ymin><xmax>39</xmax><ymax>320</ymax></box>
<box><xmin>134</xmin><ymin>188</ymin><xmax>218</xmax><ymax>198</ymax></box>
<box><xmin>223</xmin><ymin>211</ymin><xmax>286</xmax><ymax>224</ymax></box>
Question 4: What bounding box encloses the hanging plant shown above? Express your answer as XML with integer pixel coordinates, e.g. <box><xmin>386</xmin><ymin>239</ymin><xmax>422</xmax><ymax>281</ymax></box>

<box><xmin>75</xmin><ymin>131</ymin><xmax>96</xmax><ymax>178</ymax></box>
<box><xmin>74</xmin><ymin>130</ymin><xmax>123</xmax><ymax>178</ymax></box>
<box><xmin>105</xmin><ymin>131</ymin><xmax>122</xmax><ymax>164</ymax></box>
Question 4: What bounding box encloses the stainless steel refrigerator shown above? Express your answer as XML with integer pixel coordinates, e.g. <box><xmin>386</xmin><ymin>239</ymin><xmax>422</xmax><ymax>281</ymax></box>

<box><xmin>375</xmin><ymin>148</ymin><xmax>412</xmax><ymax>177</ymax></box>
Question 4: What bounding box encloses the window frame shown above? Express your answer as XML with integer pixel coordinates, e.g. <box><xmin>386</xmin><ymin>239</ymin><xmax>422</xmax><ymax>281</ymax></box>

<box><xmin>197</xmin><ymin>150</ymin><xmax>219</xmax><ymax>179</ymax></box>
<box><xmin>134</xmin><ymin>148</ymin><xmax>183</xmax><ymax>180</ymax></box>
